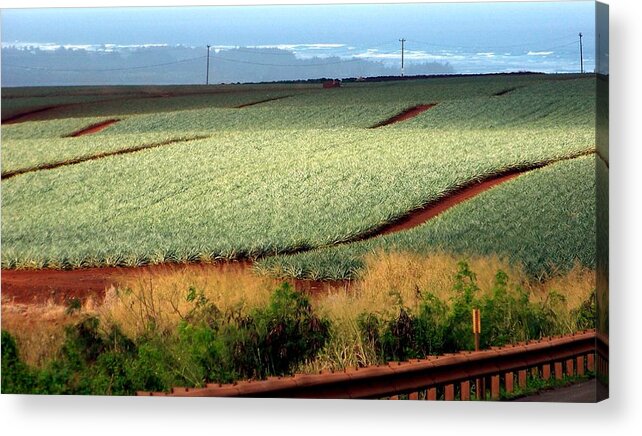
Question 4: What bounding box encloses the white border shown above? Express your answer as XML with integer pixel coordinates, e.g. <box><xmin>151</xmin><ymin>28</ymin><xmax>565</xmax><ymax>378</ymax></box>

<box><xmin>2</xmin><ymin>1</ymin><xmax>640</xmax><ymax>435</ymax></box>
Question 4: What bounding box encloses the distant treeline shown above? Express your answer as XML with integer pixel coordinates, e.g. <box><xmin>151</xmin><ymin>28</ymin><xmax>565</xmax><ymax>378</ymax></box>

<box><xmin>1</xmin><ymin>46</ymin><xmax>454</xmax><ymax>86</ymax></box>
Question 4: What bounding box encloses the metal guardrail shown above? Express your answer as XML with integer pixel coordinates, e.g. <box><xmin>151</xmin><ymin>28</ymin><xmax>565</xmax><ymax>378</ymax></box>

<box><xmin>138</xmin><ymin>329</ymin><xmax>597</xmax><ymax>400</ymax></box>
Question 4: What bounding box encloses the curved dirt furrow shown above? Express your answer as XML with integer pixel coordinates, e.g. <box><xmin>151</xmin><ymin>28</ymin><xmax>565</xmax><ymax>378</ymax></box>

<box><xmin>2</xmin><ymin>105</ymin><xmax>70</xmax><ymax>124</ymax></box>
<box><xmin>66</xmin><ymin>119</ymin><xmax>120</xmax><ymax>137</ymax></box>
<box><xmin>370</xmin><ymin>103</ymin><xmax>437</xmax><ymax>128</ymax></box>
<box><xmin>234</xmin><ymin>95</ymin><xmax>293</xmax><ymax>108</ymax></box>
<box><xmin>377</xmin><ymin>173</ymin><xmax>520</xmax><ymax>236</ymax></box>
<box><xmin>1</xmin><ymin>135</ymin><xmax>209</xmax><ymax>180</ymax></box>
<box><xmin>1</xmin><ymin>152</ymin><xmax>593</xmax><ymax>303</ymax></box>
<box><xmin>493</xmin><ymin>87</ymin><xmax>519</xmax><ymax>96</ymax></box>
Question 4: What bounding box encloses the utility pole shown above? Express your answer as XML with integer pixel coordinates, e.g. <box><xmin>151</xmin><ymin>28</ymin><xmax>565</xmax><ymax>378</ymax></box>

<box><xmin>597</xmin><ymin>33</ymin><xmax>601</xmax><ymax>74</ymax></box>
<box><xmin>399</xmin><ymin>38</ymin><xmax>406</xmax><ymax>77</ymax></box>
<box><xmin>206</xmin><ymin>44</ymin><xmax>211</xmax><ymax>85</ymax></box>
<box><xmin>579</xmin><ymin>32</ymin><xmax>584</xmax><ymax>74</ymax></box>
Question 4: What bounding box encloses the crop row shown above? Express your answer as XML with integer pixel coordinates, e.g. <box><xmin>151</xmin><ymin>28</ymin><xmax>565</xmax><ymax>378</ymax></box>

<box><xmin>1</xmin><ymin>125</ymin><xmax>594</xmax><ymax>269</ymax></box>
<box><xmin>255</xmin><ymin>155</ymin><xmax>597</xmax><ymax>280</ymax></box>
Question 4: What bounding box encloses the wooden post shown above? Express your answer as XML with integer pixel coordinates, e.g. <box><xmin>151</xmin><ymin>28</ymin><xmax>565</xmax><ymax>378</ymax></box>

<box><xmin>566</xmin><ymin>359</ymin><xmax>574</xmax><ymax>377</ymax></box>
<box><xmin>427</xmin><ymin>387</ymin><xmax>437</xmax><ymax>400</ymax></box>
<box><xmin>542</xmin><ymin>364</ymin><xmax>551</xmax><ymax>380</ymax></box>
<box><xmin>504</xmin><ymin>372</ymin><xmax>514</xmax><ymax>394</ymax></box>
<box><xmin>476</xmin><ymin>377</ymin><xmax>486</xmax><ymax>400</ymax></box>
<box><xmin>444</xmin><ymin>384</ymin><xmax>455</xmax><ymax>401</ymax></box>
<box><xmin>576</xmin><ymin>356</ymin><xmax>585</xmax><ymax>376</ymax></box>
<box><xmin>490</xmin><ymin>375</ymin><xmax>500</xmax><ymax>400</ymax></box>
<box><xmin>472</xmin><ymin>308</ymin><xmax>481</xmax><ymax>351</ymax></box>
<box><xmin>554</xmin><ymin>361</ymin><xmax>563</xmax><ymax>380</ymax></box>
<box><xmin>518</xmin><ymin>370</ymin><xmax>527</xmax><ymax>388</ymax></box>
<box><xmin>587</xmin><ymin>353</ymin><xmax>595</xmax><ymax>372</ymax></box>
<box><xmin>460</xmin><ymin>381</ymin><xmax>470</xmax><ymax>401</ymax></box>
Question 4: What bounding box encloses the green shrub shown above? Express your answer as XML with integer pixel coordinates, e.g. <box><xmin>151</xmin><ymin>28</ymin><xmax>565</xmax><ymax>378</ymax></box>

<box><xmin>1</xmin><ymin>330</ymin><xmax>35</xmax><ymax>394</ymax></box>
<box><xmin>228</xmin><ymin>282</ymin><xmax>331</xmax><ymax>378</ymax></box>
<box><xmin>1</xmin><ymin>283</ymin><xmax>331</xmax><ymax>394</ymax></box>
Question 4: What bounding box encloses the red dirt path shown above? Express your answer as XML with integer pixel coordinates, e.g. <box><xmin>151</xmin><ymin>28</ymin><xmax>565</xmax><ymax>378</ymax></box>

<box><xmin>67</xmin><ymin>119</ymin><xmax>120</xmax><ymax>137</ymax></box>
<box><xmin>370</xmin><ymin>103</ymin><xmax>437</xmax><ymax>128</ymax></box>
<box><xmin>377</xmin><ymin>172</ymin><xmax>520</xmax><ymax>236</ymax></box>
<box><xmin>1</xmin><ymin>267</ymin><xmax>122</xmax><ymax>305</ymax></box>
<box><xmin>1</xmin><ymin>135</ymin><xmax>208</xmax><ymax>180</ymax></box>
<box><xmin>3</xmin><ymin>155</ymin><xmax>588</xmax><ymax>305</ymax></box>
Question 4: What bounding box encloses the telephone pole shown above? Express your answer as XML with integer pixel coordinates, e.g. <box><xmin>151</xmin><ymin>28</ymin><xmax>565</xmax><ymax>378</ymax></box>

<box><xmin>399</xmin><ymin>38</ymin><xmax>406</xmax><ymax>77</ymax></box>
<box><xmin>578</xmin><ymin>32</ymin><xmax>584</xmax><ymax>74</ymax></box>
<box><xmin>206</xmin><ymin>45</ymin><xmax>211</xmax><ymax>85</ymax></box>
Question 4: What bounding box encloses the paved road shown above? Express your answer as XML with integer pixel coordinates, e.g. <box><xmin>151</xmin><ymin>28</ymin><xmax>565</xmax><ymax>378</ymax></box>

<box><xmin>511</xmin><ymin>379</ymin><xmax>605</xmax><ymax>402</ymax></box>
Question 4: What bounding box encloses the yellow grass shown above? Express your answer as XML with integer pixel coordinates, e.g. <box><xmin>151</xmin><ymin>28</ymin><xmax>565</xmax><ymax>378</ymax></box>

<box><xmin>4</xmin><ymin>251</ymin><xmax>594</xmax><ymax>373</ymax></box>
<box><xmin>1</xmin><ymin>297</ymin><xmax>97</xmax><ymax>367</ymax></box>
<box><xmin>300</xmin><ymin>251</ymin><xmax>595</xmax><ymax>372</ymax></box>
<box><xmin>98</xmin><ymin>263</ymin><xmax>282</xmax><ymax>338</ymax></box>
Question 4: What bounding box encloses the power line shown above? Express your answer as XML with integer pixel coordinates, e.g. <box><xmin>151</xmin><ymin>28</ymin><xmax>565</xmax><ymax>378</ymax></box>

<box><xmin>3</xmin><ymin>55</ymin><xmax>207</xmax><ymax>73</ymax></box>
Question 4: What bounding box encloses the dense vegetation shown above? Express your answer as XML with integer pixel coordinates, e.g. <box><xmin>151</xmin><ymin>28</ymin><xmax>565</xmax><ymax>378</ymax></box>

<box><xmin>2</xmin><ymin>262</ymin><xmax>595</xmax><ymax>395</ymax></box>
<box><xmin>257</xmin><ymin>156</ymin><xmax>596</xmax><ymax>280</ymax></box>
<box><xmin>1</xmin><ymin>76</ymin><xmax>595</xmax><ymax>270</ymax></box>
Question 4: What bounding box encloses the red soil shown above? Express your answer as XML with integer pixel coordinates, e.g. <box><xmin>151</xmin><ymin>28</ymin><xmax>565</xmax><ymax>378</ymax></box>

<box><xmin>67</xmin><ymin>119</ymin><xmax>120</xmax><ymax>137</ymax></box>
<box><xmin>377</xmin><ymin>172</ymin><xmax>521</xmax><ymax>236</ymax></box>
<box><xmin>2</xmin><ymin>105</ymin><xmax>70</xmax><ymax>124</ymax></box>
<box><xmin>370</xmin><ymin>103</ymin><xmax>437</xmax><ymax>128</ymax></box>
<box><xmin>1</xmin><ymin>267</ymin><xmax>122</xmax><ymax>305</ymax></box>
<box><xmin>0</xmin><ymin>261</ymin><xmax>351</xmax><ymax>305</ymax></box>
<box><xmin>2</xmin><ymin>153</ymin><xmax>592</xmax><ymax>305</ymax></box>
<box><xmin>234</xmin><ymin>95</ymin><xmax>293</xmax><ymax>108</ymax></box>
<box><xmin>1</xmin><ymin>135</ymin><xmax>208</xmax><ymax>180</ymax></box>
<box><xmin>493</xmin><ymin>87</ymin><xmax>518</xmax><ymax>96</ymax></box>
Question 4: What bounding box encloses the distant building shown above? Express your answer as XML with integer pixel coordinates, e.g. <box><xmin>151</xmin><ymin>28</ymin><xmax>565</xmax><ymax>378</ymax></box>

<box><xmin>322</xmin><ymin>79</ymin><xmax>341</xmax><ymax>89</ymax></box>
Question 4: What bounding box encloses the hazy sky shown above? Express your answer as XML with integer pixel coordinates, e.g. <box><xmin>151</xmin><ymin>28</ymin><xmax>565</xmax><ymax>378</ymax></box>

<box><xmin>2</xmin><ymin>2</ymin><xmax>595</xmax><ymax>49</ymax></box>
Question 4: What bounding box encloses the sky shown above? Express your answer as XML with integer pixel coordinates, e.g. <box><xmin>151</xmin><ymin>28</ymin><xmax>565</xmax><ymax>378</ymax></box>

<box><xmin>2</xmin><ymin>2</ymin><xmax>595</xmax><ymax>48</ymax></box>
<box><xmin>0</xmin><ymin>1</ymin><xmax>605</xmax><ymax>84</ymax></box>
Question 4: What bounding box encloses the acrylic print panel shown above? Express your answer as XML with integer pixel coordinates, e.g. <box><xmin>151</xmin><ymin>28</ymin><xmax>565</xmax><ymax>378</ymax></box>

<box><xmin>0</xmin><ymin>1</ymin><xmax>608</xmax><ymax>402</ymax></box>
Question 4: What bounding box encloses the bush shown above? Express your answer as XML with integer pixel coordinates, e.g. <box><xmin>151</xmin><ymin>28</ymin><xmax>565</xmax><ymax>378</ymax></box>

<box><xmin>229</xmin><ymin>282</ymin><xmax>331</xmax><ymax>378</ymax></box>
<box><xmin>1</xmin><ymin>283</ymin><xmax>331</xmax><ymax>394</ymax></box>
<box><xmin>2</xmin><ymin>330</ymin><xmax>35</xmax><ymax>393</ymax></box>
<box><xmin>359</xmin><ymin>261</ymin><xmax>594</xmax><ymax>362</ymax></box>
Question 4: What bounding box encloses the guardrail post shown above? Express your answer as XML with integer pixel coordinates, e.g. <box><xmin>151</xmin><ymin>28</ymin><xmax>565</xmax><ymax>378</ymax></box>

<box><xmin>504</xmin><ymin>372</ymin><xmax>514</xmax><ymax>394</ymax></box>
<box><xmin>587</xmin><ymin>353</ymin><xmax>595</xmax><ymax>372</ymax></box>
<box><xmin>445</xmin><ymin>384</ymin><xmax>455</xmax><ymax>401</ymax></box>
<box><xmin>542</xmin><ymin>364</ymin><xmax>551</xmax><ymax>380</ymax></box>
<box><xmin>518</xmin><ymin>370</ymin><xmax>527</xmax><ymax>388</ymax></box>
<box><xmin>490</xmin><ymin>375</ymin><xmax>500</xmax><ymax>400</ymax></box>
<box><xmin>476</xmin><ymin>377</ymin><xmax>486</xmax><ymax>400</ymax></box>
<box><xmin>460</xmin><ymin>381</ymin><xmax>470</xmax><ymax>400</ymax></box>
<box><xmin>565</xmin><ymin>359</ymin><xmax>574</xmax><ymax>377</ymax></box>
<box><xmin>427</xmin><ymin>387</ymin><xmax>437</xmax><ymax>400</ymax></box>
<box><xmin>576</xmin><ymin>356</ymin><xmax>585</xmax><ymax>376</ymax></box>
<box><xmin>149</xmin><ymin>330</ymin><xmax>597</xmax><ymax>399</ymax></box>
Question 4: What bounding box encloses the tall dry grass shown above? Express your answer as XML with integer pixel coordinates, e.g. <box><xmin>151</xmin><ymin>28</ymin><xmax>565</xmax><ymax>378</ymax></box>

<box><xmin>4</xmin><ymin>251</ymin><xmax>594</xmax><ymax>373</ymax></box>
<box><xmin>98</xmin><ymin>263</ymin><xmax>282</xmax><ymax>338</ymax></box>
<box><xmin>301</xmin><ymin>250</ymin><xmax>595</xmax><ymax>372</ymax></box>
<box><xmin>1</xmin><ymin>297</ymin><xmax>98</xmax><ymax>367</ymax></box>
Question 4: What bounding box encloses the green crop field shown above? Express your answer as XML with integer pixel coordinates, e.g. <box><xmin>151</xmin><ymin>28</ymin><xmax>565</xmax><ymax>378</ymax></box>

<box><xmin>256</xmin><ymin>155</ymin><xmax>597</xmax><ymax>280</ymax></box>
<box><xmin>1</xmin><ymin>74</ymin><xmax>597</xmax><ymax>277</ymax></box>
